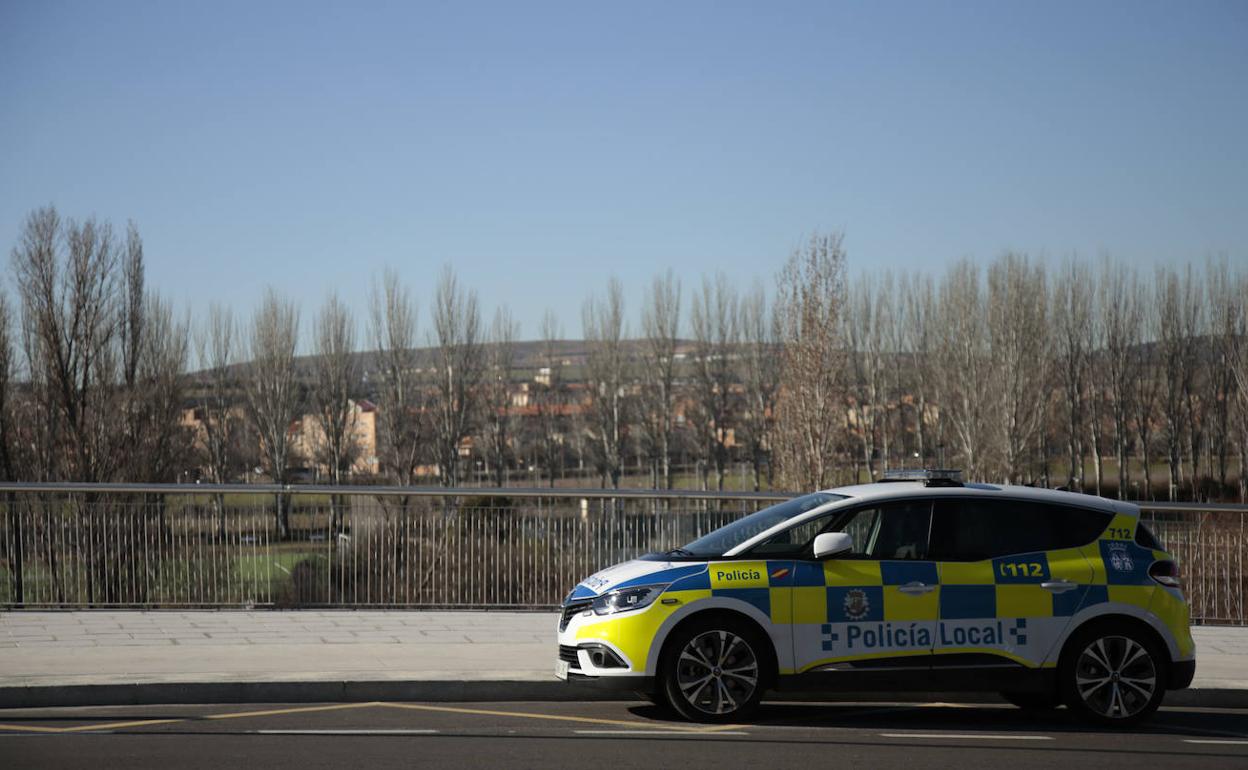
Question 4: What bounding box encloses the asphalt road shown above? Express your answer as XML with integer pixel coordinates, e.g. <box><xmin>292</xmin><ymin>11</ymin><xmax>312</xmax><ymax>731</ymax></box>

<box><xmin>2</xmin><ymin>700</ymin><xmax>1247</xmax><ymax>769</ymax></box>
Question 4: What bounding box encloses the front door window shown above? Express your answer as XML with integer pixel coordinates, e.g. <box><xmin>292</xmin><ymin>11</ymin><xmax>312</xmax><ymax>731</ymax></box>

<box><xmin>751</xmin><ymin>500</ymin><xmax>938</xmax><ymax>672</ymax></box>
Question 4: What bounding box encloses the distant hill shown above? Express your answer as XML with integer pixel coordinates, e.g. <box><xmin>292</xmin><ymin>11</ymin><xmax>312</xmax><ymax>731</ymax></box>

<box><xmin>189</xmin><ymin>338</ymin><xmax>701</xmax><ymax>385</ymax></box>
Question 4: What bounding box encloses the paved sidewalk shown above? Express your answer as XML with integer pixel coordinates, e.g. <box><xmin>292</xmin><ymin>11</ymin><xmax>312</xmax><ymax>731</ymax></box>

<box><xmin>1</xmin><ymin>611</ymin><xmax>1245</xmax><ymax>707</ymax></box>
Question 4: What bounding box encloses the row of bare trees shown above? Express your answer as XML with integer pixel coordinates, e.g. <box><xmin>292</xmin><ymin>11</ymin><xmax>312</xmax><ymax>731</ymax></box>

<box><xmin>3</xmin><ymin>206</ymin><xmax>1246</xmax><ymax>501</ymax></box>
<box><xmin>842</xmin><ymin>255</ymin><xmax>1248</xmax><ymax>501</ymax></box>
<box><xmin>2</xmin><ymin>207</ymin><xmax>190</xmax><ymax>484</ymax></box>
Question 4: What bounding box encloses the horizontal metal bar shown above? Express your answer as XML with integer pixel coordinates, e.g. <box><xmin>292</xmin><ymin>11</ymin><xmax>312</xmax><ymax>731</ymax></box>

<box><xmin>0</xmin><ymin>482</ymin><xmax>794</xmax><ymax>501</ymax></box>
<box><xmin>1135</xmin><ymin>502</ymin><xmax>1248</xmax><ymax>513</ymax></box>
<box><xmin>0</xmin><ymin>482</ymin><xmax>1242</xmax><ymax>512</ymax></box>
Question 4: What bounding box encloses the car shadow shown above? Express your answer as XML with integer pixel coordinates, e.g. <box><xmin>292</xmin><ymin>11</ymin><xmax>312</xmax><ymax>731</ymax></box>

<box><xmin>626</xmin><ymin>700</ymin><xmax>1248</xmax><ymax>738</ymax></box>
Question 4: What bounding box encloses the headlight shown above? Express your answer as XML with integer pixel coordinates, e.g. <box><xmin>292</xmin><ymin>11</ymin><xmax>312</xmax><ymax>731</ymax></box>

<box><xmin>590</xmin><ymin>584</ymin><xmax>669</xmax><ymax>616</ymax></box>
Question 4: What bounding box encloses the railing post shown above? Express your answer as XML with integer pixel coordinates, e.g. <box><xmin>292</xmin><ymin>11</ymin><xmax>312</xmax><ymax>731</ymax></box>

<box><xmin>5</xmin><ymin>491</ymin><xmax>21</xmax><ymax>606</ymax></box>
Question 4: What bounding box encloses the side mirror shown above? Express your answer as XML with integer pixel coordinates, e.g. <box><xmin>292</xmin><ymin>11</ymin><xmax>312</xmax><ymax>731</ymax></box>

<box><xmin>813</xmin><ymin>532</ymin><xmax>854</xmax><ymax>560</ymax></box>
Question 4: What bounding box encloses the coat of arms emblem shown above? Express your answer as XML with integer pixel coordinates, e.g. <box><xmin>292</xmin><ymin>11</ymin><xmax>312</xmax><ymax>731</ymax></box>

<box><xmin>1108</xmin><ymin>544</ymin><xmax>1134</xmax><ymax>572</ymax></box>
<box><xmin>843</xmin><ymin>588</ymin><xmax>870</xmax><ymax>620</ymax></box>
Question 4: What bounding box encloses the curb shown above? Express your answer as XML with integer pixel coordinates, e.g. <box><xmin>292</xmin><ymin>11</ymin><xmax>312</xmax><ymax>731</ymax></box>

<box><xmin>2</xmin><ymin>681</ymin><xmax>1245</xmax><ymax>710</ymax></box>
<box><xmin>0</xmin><ymin>680</ymin><xmax>626</xmax><ymax>709</ymax></box>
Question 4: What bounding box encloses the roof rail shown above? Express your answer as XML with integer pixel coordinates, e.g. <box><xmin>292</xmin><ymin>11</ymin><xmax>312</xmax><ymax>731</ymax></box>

<box><xmin>878</xmin><ymin>468</ymin><xmax>964</xmax><ymax>487</ymax></box>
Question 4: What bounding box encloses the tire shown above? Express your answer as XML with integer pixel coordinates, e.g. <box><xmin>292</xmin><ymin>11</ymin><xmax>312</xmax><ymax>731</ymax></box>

<box><xmin>999</xmin><ymin>691</ymin><xmax>1061</xmax><ymax>711</ymax></box>
<box><xmin>1059</xmin><ymin>623</ymin><xmax>1167</xmax><ymax>727</ymax></box>
<box><xmin>659</xmin><ymin>615</ymin><xmax>769</xmax><ymax>723</ymax></box>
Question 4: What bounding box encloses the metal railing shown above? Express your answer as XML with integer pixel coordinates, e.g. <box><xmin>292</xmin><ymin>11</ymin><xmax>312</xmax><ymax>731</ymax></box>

<box><xmin>0</xmin><ymin>483</ymin><xmax>1244</xmax><ymax>624</ymax></box>
<box><xmin>0</xmin><ymin>483</ymin><xmax>782</xmax><ymax>611</ymax></box>
<box><xmin>1138</xmin><ymin>503</ymin><xmax>1247</xmax><ymax>625</ymax></box>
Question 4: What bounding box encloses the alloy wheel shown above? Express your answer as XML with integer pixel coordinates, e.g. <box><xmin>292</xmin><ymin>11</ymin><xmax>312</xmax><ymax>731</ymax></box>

<box><xmin>1074</xmin><ymin>635</ymin><xmax>1158</xmax><ymax>720</ymax></box>
<box><xmin>675</xmin><ymin>629</ymin><xmax>760</xmax><ymax>716</ymax></box>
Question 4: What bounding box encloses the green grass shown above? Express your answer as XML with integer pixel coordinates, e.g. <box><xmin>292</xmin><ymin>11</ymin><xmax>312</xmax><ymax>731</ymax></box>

<box><xmin>0</xmin><ymin>544</ymin><xmax>331</xmax><ymax>606</ymax></box>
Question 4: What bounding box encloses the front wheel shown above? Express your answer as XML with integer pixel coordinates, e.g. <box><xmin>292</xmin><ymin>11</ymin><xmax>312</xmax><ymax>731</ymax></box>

<box><xmin>1060</xmin><ymin>626</ymin><xmax>1166</xmax><ymax>727</ymax></box>
<box><xmin>660</xmin><ymin>617</ymin><xmax>768</xmax><ymax>723</ymax></box>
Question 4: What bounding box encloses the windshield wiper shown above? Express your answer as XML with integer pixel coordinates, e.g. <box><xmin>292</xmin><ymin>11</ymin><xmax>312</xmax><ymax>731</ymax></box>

<box><xmin>664</xmin><ymin>547</ymin><xmax>696</xmax><ymax>557</ymax></box>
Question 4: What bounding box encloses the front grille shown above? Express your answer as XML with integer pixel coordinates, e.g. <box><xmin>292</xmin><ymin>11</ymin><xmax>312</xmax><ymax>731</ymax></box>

<box><xmin>558</xmin><ymin>645</ymin><xmax>581</xmax><ymax>669</ymax></box>
<box><xmin>560</xmin><ymin>599</ymin><xmax>592</xmax><ymax>631</ymax></box>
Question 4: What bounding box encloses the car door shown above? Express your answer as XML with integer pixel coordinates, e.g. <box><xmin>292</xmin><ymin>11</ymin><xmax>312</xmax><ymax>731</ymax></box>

<box><xmin>752</xmin><ymin>499</ymin><xmax>939</xmax><ymax>674</ymax></box>
<box><xmin>929</xmin><ymin>498</ymin><xmax>1104</xmax><ymax>668</ymax></box>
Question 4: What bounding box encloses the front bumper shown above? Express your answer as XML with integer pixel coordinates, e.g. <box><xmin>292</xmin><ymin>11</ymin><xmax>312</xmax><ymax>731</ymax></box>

<box><xmin>556</xmin><ymin>599</ymin><xmax>664</xmax><ymax>682</ymax></box>
<box><xmin>567</xmin><ymin>672</ymin><xmax>657</xmax><ymax>690</ymax></box>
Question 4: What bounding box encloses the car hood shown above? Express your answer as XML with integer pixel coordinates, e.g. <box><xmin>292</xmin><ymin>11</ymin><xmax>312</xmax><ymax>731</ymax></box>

<box><xmin>568</xmin><ymin>558</ymin><xmax>709</xmax><ymax>600</ymax></box>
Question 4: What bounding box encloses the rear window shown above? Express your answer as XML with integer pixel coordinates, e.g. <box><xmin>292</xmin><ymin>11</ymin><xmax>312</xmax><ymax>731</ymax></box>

<box><xmin>1135</xmin><ymin>523</ymin><xmax>1162</xmax><ymax>551</ymax></box>
<box><xmin>929</xmin><ymin>499</ymin><xmax>1112</xmax><ymax>561</ymax></box>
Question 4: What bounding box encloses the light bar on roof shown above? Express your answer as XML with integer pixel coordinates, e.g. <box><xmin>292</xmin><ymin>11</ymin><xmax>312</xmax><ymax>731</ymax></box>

<box><xmin>880</xmin><ymin>468</ymin><xmax>963</xmax><ymax>484</ymax></box>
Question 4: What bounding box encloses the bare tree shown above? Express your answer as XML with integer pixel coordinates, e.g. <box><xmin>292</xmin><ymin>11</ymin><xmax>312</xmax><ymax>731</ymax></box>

<box><xmin>737</xmin><ymin>280</ymin><xmax>781</xmax><ymax>490</ymax></box>
<box><xmin>12</xmin><ymin>207</ymin><xmax>120</xmax><ymax>482</ymax></box>
<box><xmin>902</xmin><ymin>274</ymin><xmax>938</xmax><ymax>465</ymax></box>
<box><xmin>1052</xmin><ymin>260</ymin><xmax>1093</xmax><ymax>490</ymax></box>
<box><xmin>243</xmin><ymin>288</ymin><xmax>301</xmax><ymax>537</ymax></box>
<box><xmin>640</xmin><ymin>270</ymin><xmax>681</xmax><ymax>489</ymax></box>
<box><xmin>429</xmin><ymin>266</ymin><xmax>483</xmax><ymax>487</ymax></box>
<box><xmin>933</xmin><ymin>259</ymin><xmax>993</xmax><ymax>479</ymax></box>
<box><xmin>1178</xmin><ymin>269</ymin><xmax>1208</xmax><ymax>494</ymax></box>
<box><xmin>1155</xmin><ymin>267</ymin><xmax>1199</xmax><ymax>499</ymax></box>
<box><xmin>0</xmin><ymin>290</ymin><xmax>20</xmax><ymax>602</ymax></box>
<box><xmin>987</xmin><ymin>253</ymin><xmax>1049</xmax><ymax>483</ymax></box>
<box><xmin>11</xmin><ymin>211</ymin><xmax>191</xmax><ymax>488</ymax></box>
<box><xmin>531</xmin><ymin>310</ymin><xmax>566</xmax><ymax>486</ymax></box>
<box><xmin>126</xmin><ymin>293</ymin><xmax>192</xmax><ymax>483</ymax></box>
<box><xmin>1206</xmin><ymin>258</ymin><xmax>1239</xmax><ymax>494</ymax></box>
<box><xmin>369</xmin><ymin>268</ymin><xmax>425</xmax><ymax>486</ymax></box>
<box><xmin>878</xmin><ymin>273</ymin><xmax>904</xmax><ymax>471</ymax></box>
<box><xmin>1228</xmin><ymin>270</ymin><xmax>1248</xmax><ymax>502</ymax></box>
<box><xmin>1099</xmin><ymin>260</ymin><xmax>1143</xmax><ymax>498</ymax></box>
<box><xmin>0</xmin><ymin>293</ymin><xmax>16</xmax><ymax>481</ymax></box>
<box><xmin>844</xmin><ymin>274</ymin><xmax>886</xmax><ymax>482</ymax></box>
<box><xmin>107</xmin><ymin>225</ymin><xmax>192</xmax><ymax>484</ymax></box>
<box><xmin>773</xmin><ymin>234</ymin><xmax>846</xmax><ymax>491</ymax></box>
<box><xmin>195</xmin><ymin>304</ymin><xmax>243</xmax><ymax>485</ymax></box>
<box><xmin>1132</xmin><ymin>283</ymin><xmax>1163</xmax><ymax>500</ymax></box>
<box><xmin>690</xmin><ymin>272</ymin><xmax>739</xmax><ymax>490</ymax></box>
<box><xmin>582</xmin><ymin>277</ymin><xmax>629</xmax><ymax>489</ymax></box>
<box><xmin>312</xmin><ymin>294</ymin><xmax>361</xmax><ymax>485</ymax></box>
<box><xmin>482</xmin><ymin>305</ymin><xmax>519</xmax><ymax>486</ymax></box>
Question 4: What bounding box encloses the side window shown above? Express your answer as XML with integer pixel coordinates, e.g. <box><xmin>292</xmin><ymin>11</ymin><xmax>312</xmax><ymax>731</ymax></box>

<box><xmin>865</xmin><ymin>501</ymin><xmax>932</xmax><ymax>560</ymax></box>
<box><xmin>929</xmin><ymin>499</ymin><xmax>1113</xmax><ymax>561</ymax></box>
<box><xmin>751</xmin><ymin>500</ymin><xmax>932</xmax><ymax>560</ymax></box>
<box><xmin>1135</xmin><ymin>523</ymin><xmax>1162</xmax><ymax>550</ymax></box>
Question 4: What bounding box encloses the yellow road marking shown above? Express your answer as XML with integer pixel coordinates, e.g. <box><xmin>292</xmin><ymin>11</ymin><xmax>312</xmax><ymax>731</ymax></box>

<box><xmin>381</xmin><ymin>702</ymin><xmax>710</xmax><ymax>733</ymax></box>
<box><xmin>59</xmin><ymin>719</ymin><xmax>186</xmax><ymax>733</ymax></box>
<box><xmin>697</xmin><ymin>723</ymin><xmax>746</xmax><ymax>733</ymax></box>
<box><xmin>0</xmin><ymin>724</ymin><xmax>66</xmax><ymax>733</ymax></box>
<box><xmin>203</xmin><ymin>702</ymin><xmax>382</xmax><ymax>721</ymax></box>
<box><xmin>0</xmin><ymin>701</ymin><xmax>384</xmax><ymax>734</ymax></box>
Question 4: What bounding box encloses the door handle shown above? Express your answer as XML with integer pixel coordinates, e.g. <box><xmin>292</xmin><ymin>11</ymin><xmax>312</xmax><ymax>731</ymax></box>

<box><xmin>898</xmin><ymin>581</ymin><xmax>935</xmax><ymax>595</ymax></box>
<box><xmin>1041</xmin><ymin>579</ymin><xmax>1078</xmax><ymax>594</ymax></box>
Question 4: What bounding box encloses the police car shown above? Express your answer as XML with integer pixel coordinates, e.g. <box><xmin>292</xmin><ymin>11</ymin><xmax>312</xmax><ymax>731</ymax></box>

<box><xmin>556</xmin><ymin>470</ymin><xmax>1195</xmax><ymax>725</ymax></box>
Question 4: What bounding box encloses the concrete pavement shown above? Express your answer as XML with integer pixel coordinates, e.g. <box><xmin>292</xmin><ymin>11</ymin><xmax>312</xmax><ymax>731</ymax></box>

<box><xmin>1</xmin><ymin>611</ymin><xmax>1245</xmax><ymax>707</ymax></box>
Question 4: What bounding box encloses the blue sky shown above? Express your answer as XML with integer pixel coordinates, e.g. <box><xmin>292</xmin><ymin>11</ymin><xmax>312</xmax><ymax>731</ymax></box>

<box><xmin>1</xmin><ymin>0</ymin><xmax>1245</xmax><ymax>342</ymax></box>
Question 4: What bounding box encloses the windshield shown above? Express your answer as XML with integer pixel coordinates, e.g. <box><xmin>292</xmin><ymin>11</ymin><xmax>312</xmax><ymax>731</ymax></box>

<box><xmin>678</xmin><ymin>493</ymin><xmax>847</xmax><ymax>557</ymax></box>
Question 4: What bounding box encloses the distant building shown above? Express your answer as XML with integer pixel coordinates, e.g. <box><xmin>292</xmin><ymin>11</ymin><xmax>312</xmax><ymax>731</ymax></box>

<box><xmin>291</xmin><ymin>399</ymin><xmax>379</xmax><ymax>479</ymax></box>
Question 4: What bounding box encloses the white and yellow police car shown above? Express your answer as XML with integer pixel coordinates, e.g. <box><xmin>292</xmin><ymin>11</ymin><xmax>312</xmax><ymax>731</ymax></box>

<box><xmin>556</xmin><ymin>470</ymin><xmax>1195</xmax><ymax>725</ymax></box>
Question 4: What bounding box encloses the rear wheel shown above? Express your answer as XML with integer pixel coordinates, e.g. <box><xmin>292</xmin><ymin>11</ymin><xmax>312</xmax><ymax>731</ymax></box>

<box><xmin>1060</xmin><ymin>625</ymin><xmax>1166</xmax><ymax>727</ymax></box>
<box><xmin>660</xmin><ymin>616</ymin><xmax>768</xmax><ymax>723</ymax></box>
